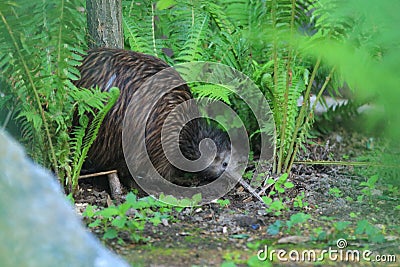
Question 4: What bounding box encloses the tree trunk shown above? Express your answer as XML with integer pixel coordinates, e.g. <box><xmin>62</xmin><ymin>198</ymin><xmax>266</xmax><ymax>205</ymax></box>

<box><xmin>86</xmin><ymin>0</ymin><xmax>123</xmax><ymax>49</ymax></box>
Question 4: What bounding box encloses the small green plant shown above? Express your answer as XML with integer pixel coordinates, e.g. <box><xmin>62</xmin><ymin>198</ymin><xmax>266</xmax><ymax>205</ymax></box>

<box><xmin>270</xmin><ymin>173</ymin><xmax>295</xmax><ymax>195</ymax></box>
<box><xmin>285</xmin><ymin>212</ymin><xmax>311</xmax><ymax>234</ymax></box>
<box><xmin>242</xmin><ymin>170</ymin><xmax>254</xmax><ymax>181</ymax></box>
<box><xmin>262</xmin><ymin>197</ymin><xmax>287</xmax><ymax>216</ymax></box>
<box><xmin>262</xmin><ymin>173</ymin><xmax>294</xmax><ymax>216</ymax></box>
<box><xmin>333</xmin><ymin>221</ymin><xmax>352</xmax><ymax>232</ymax></box>
<box><xmin>216</xmin><ymin>198</ymin><xmax>231</xmax><ymax>208</ymax></box>
<box><xmin>360</xmin><ymin>174</ymin><xmax>379</xmax><ymax>196</ymax></box>
<box><xmin>355</xmin><ymin>220</ymin><xmax>385</xmax><ymax>243</ymax></box>
<box><xmin>293</xmin><ymin>191</ymin><xmax>308</xmax><ymax>209</ymax></box>
<box><xmin>328</xmin><ymin>187</ymin><xmax>342</xmax><ymax>198</ymax></box>
<box><xmin>342</xmin><ymin>154</ymin><xmax>350</xmax><ymax>160</ymax></box>
<box><xmin>247</xmin><ymin>255</ymin><xmax>273</xmax><ymax>267</ymax></box>
<box><xmin>312</xmin><ymin>226</ymin><xmax>328</xmax><ymax>241</ymax></box>
<box><xmin>349</xmin><ymin>212</ymin><xmax>358</xmax><ymax>218</ymax></box>
<box><xmin>386</xmin><ymin>184</ymin><xmax>400</xmax><ymax>196</ymax></box>
<box><xmin>268</xmin><ymin>215</ymin><xmax>385</xmax><ymax>246</ymax></box>
<box><xmin>159</xmin><ymin>193</ymin><xmax>202</xmax><ymax>207</ymax></box>
<box><xmin>220</xmin><ymin>261</ymin><xmax>237</xmax><ymax>267</ymax></box>
<box><xmin>326</xmin><ymin>221</ymin><xmax>353</xmax><ymax>244</ymax></box>
<box><xmin>267</xmin><ymin>212</ymin><xmax>311</xmax><ymax>235</ymax></box>
<box><xmin>267</xmin><ymin>220</ymin><xmax>284</xmax><ymax>236</ymax></box>
<box><xmin>69</xmin><ymin>87</ymin><xmax>120</xmax><ymax>191</ymax></box>
<box><xmin>83</xmin><ymin>192</ymin><xmax>174</xmax><ymax>244</ymax></box>
<box><xmin>310</xmin><ymin>219</ymin><xmax>385</xmax><ymax>244</ymax></box>
<box><xmin>222</xmin><ymin>251</ymin><xmax>244</xmax><ymax>266</ymax></box>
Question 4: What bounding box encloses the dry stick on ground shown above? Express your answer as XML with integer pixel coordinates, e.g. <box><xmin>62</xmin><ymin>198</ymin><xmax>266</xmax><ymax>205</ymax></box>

<box><xmin>232</xmin><ymin>173</ymin><xmax>265</xmax><ymax>205</ymax></box>
<box><xmin>78</xmin><ymin>170</ymin><xmax>118</xmax><ymax>179</ymax></box>
<box><xmin>79</xmin><ymin>170</ymin><xmax>123</xmax><ymax>199</ymax></box>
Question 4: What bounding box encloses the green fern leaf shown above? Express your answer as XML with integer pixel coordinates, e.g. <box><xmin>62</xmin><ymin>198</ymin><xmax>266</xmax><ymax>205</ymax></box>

<box><xmin>192</xmin><ymin>84</ymin><xmax>232</xmax><ymax>105</ymax></box>
<box><xmin>176</xmin><ymin>14</ymin><xmax>209</xmax><ymax>62</ymax></box>
<box><xmin>71</xmin><ymin>87</ymin><xmax>120</xmax><ymax>188</ymax></box>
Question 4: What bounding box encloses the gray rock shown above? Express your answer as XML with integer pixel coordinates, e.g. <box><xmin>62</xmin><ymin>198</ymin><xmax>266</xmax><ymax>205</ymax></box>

<box><xmin>0</xmin><ymin>131</ymin><xmax>130</xmax><ymax>267</ymax></box>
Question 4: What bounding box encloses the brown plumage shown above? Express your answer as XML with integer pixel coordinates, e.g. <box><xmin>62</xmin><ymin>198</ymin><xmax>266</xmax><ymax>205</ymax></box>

<box><xmin>74</xmin><ymin>48</ymin><xmax>231</xmax><ymax>187</ymax></box>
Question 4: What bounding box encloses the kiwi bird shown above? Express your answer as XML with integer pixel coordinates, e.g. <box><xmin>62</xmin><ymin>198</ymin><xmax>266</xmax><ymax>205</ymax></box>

<box><xmin>74</xmin><ymin>48</ymin><xmax>231</xmax><ymax>188</ymax></box>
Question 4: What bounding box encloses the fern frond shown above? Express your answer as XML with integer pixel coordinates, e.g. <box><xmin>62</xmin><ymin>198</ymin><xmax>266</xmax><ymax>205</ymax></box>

<box><xmin>176</xmin><ymin>14</ymin><xmax>209</xmax><ymax>62</ymax></box>
<box><xmin>309</xmin><ymin>0</ymin><xmax>354</xmax><ymax>40</ymax></box>
<box><xmin>191</xmin><ymin>84</ymin><xmax>232</xmax><ymax>105</ymax></box>
<box><xmin>71</xmin><ymin>87</ymin><xmax>120</xmax><ymax>189</ymax></box>
<box><xmin>70</xmin><ymin>115</ymin><xmax>88</xmax><ymax>170</ymax></box>
<box><xmin>201</xmin><ymin>0</ymin><xmax>235</xmax><ymax>34</ymax></box>
<box><xmin>123</xmin><ymin>0</ymin><xmax>160</xmax><ymax>55</ymax></box>
<box><xmin>70</xmin><ymin>87</ymin><xmax>113</xmax><ymax>117</ymax></box>
<box><xmin>222</xmin><ymin>0</ymin><xmax>267</xmax><ymax>31</ymax></box>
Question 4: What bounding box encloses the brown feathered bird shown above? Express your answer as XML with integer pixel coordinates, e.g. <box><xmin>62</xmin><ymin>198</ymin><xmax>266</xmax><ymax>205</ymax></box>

<box><xmin>74</xmin><ymin>48</ymin><xmax>231</xmax><ymax>188</ymax></box>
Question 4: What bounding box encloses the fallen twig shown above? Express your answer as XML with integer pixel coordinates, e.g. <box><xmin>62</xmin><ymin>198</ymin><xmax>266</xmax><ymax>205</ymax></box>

<box><xmin>238</xmin><ymin>178</ymin><xmax>265</xmax><ymax>206</ymax></box>
<box><xmin>78</xmin><ymin>170</ymin><xmax>117</xmax><ymax>179</ymax></box>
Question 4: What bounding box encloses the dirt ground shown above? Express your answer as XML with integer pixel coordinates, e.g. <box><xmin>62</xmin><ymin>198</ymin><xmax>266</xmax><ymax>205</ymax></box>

<box><xmin>74</xmin><ymin>128</ymin><xmax>400</xmax><ymax>266</ymax></box>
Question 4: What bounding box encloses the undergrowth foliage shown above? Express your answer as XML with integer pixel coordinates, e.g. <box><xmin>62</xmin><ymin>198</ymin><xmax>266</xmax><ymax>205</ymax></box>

<box><xmin>122</xmin><ymin>0</ymin><xmax>399</xmax><ymax>179</ymax></box>
<box><xmin>122</xmin><ymin>0</ymin><xmax>326</xmax><ymax>175</ymax></box>
<box><xmin>0</xmin><ymin>1</ymin><xmax>118</xmax><ymax>190</ymax></box>
<box><xmin>1</xmin><ymin>0</ymin><xmax>398</xmax><ymax>191</ymax></box>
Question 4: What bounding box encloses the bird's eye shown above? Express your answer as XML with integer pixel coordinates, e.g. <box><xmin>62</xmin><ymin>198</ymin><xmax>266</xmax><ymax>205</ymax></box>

<box><xmin>222</xmin><ymin>162</ymin><xmax>228</xmax><ymax>168</ymax></box>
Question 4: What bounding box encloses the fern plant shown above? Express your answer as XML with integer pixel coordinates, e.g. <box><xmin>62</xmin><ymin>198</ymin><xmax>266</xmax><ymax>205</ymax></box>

<box><xmin>0</xmin><ymin>0</ymin><xmax>118</xmax><ymax>191</ymax></box>
<box><xmin>239</xmin><ymin>0</ymin><xmax>328</xmax><ymax>174</ymax></box>
<box><xmin>123</xmin><ymin>0</ymin><xmax>396</xmax><ymax>180</ymax></box>
<box><xmin>303</xmin><ymin>0</ymin><xmax>400</xmax><ymax>181</ymax></box>
<box><xmin>121</xmin><ymin>0</ymin><xmax>328</xmax><ymax>176</ymax></box>
<box><xmin>70</xmin><ymin>87</ymin><xmax>120</xmax><ymax>190</ymax></box>
<box><xmin>122</xmin><ymin>0</ymin><xmax>239</xmax><ymax>133</ymax></box>
<box><xmin>0</xmin><ymin>1</ymin><xmax>87</xmax><ymax>177</ymax></box>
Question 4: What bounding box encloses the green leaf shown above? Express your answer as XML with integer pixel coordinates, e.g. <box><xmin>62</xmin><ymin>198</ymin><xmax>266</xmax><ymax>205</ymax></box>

<box><xmin>191</xmin><ymin>193</ymin><xmax>202</xmax><ymax>204</ymax></box>
<box><xmin>156</xmin><ymin>0</ymin><xmax>177</xmax><ymax>10</ymax></box>
<box><xmin>229</xmin><ymin>234</ymin><xmax>250</xmax><ymax>239</ymax></box>
<box><xmin>267</xmin><ymin>220</ymin><xmax>283</xmax><ymax>235</ymax></box>
<box><xmin>159</xmin><ymin>194</ymin><xmax>179</xmax><ymax>206</ymax></box>
<box><xmin>262</xmin><ymin>196</ymin><xmax>272</xmax><ymax>205</ymax></box>
<box><xmin>149</xmin><ymin>216</ymin><xmax>162</xmax><ymax>226</ymax></box>
<box><xmin>88</xmin><ymin>219</ymin><xmax>101</xmax><ymax>228</ymax></box>
<box><xmin>284</xmin><ymin>182</ymin><xmax>294</xmax><ymax>189</ymax></box>
<box><xmin>277</xmin><ymin>173</ymin><xmax>289</xmax><ymax>183</ymax></box>
<box><xmin>349</xmin><ymin>212</ymin><xmax>357</xmax><ymax>218</ymax></box>
<box><xmin>287</xmin><ymin>212</ymin><xmax>311</xmax><ymax>230</ymax></box>
<box><xmin>82</xmin><ymin>205</ymin><xmax>97</xmax><ymax>218</ymax></box>
<box><xmin>192</xmin><ymin>84</ymin><xmax>232</xmax><ymax>105</ymax></box>
<box><xmin>178</xmin><ymin>198</ymin><xmax>192</xmax><ymax>207</ymax></box>
<box><xmin>103</xmin><ymin>229</ymin><xmax>118</xmax><ymax>240</ymax></box>
<box><xmin>217</xmin><ymin>199</ymin><xmax>231</xmax><ymax>207</ymax></box>
<box><xmin>111</xmin><ymin>216</ymin><xmax>127</xmax><ymax>229</ymax></box>
<box><xmin>125</xmin><ymin>192</ymin><xmax>137</xmax><ymax>205</ymax></box>
<box><xmin>71</xmin><ymin>87</ymin><xmax>120</xmax><ymax>189</ymax></box>
<box><xmin>97</xmin><ymin>206</ymin><xmax>120</xmax><ymax>218</ymax></box>
<box><xmin>335</xmin><ymin>221</ymin><xmax>352</xmax><ymax>232</ymax></box>
<box><xmin>221</xmin><ymin>262</ymin><xmax>237</xmax><ymax>267</ymax></box>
